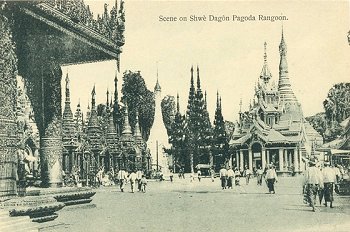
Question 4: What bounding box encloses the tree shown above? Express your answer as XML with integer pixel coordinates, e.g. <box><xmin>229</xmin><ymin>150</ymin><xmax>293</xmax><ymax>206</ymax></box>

<box><xmin>121</xmin><ymin>71</ymin><xmax>155</xmax><ymax>141</ymax></box>
<box><xmin>305</xmin><ymin>83</ymin><xmax>350</xmax><ymax>142</ymax></box>
<box><xmin>212</xmin><ymin>93</ymin><xmax>229</xmax><ymax>171</ymax></box>
<box><xmin>323</xmin><ymin>83</ymin><xmax>350</xmax><ymax>124</ymax></box>
<box><xmin>184</xmin><ymin>67</ymin><xmax>197</xmax><ymax>172</ymax></box>
<box><xmin>184</xmin><ymin>66</ymin><xmax>213</xmax><ymax>172</ymax></box>
<box><xmin>168</xmin><ymin>94</ymin><xmax>187</xmax><ymax>171</ymax></box>
<box><xmin>305</xmin><ymin>112</ymin><xmax>327</xmax><ymax>137</ymax></box>
<box><xmin>161</xmin><ymin>95</ymin><xmax>176</xmax><ymax>137</ymax></box>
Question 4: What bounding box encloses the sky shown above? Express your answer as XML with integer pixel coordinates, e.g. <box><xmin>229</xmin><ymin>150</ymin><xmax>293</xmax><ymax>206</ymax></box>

<box><xmin>62</xmin><ymin>0</ymin><xmax>350</xmax><ymax>123</ymax></box>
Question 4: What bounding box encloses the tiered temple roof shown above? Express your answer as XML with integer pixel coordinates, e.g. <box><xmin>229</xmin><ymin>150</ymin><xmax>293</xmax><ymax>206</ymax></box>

<box><xmin>87</xmin><ymin>86</ymin><xmax>103</xmax><ymax>153</ymax></box>
<box><xmin>230</xmin><ymin>32</ymin><xmax>322</xmax><ymax>150</ymax></box>
<box><xmin>62</xmin><ymin>73</ymin><xmax>77</xmax><ymax>145</ymax></box>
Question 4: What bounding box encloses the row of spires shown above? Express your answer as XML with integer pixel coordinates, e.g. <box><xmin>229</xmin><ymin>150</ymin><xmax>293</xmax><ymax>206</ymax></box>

<box><xmin>63</xmin><ymin>71</ymin><xmax>142</xmax><ymax>143</ymax></box>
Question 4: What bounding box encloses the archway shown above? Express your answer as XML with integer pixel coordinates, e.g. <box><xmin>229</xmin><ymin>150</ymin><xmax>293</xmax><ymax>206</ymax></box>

<box><xmin>251</xmin><ymin>142</ymin><xmax>263</xmax><ymax>169</ymax></box>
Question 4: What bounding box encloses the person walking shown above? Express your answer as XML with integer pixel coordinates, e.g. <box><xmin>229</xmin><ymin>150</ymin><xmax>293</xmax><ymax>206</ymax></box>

<box><xmin>129</xmin><ymin>170</ymin><xmax>137</xmax><ymax>193</ymax></box>
<box><xmin>117</xmin><ymin>168</ymin><xmax>126</xmax><ymax>192</ymax></box>
<box><xmin>322</xmin><ymin>162</ymin><xmax>336</xmax><ymax>208</ymax></box>
<box><xmin>303</xmin><ymin>158</ymin><xmax>324</xmax><ymax>212</ymax></box>
<box><xmin>141</xmin><ymin>175</ymin><xmax>147</xmax><ymax>193</ymax></box>
<box><xmin>234</xmin><ymin>167</ymin><xmax>240</xmax><ymax>186</ymax></box>
<box><xmin>219</xmin><ymin>166</ymin><xmax>228</xmax><ymax>190</ymax></box>
<box><xmin>169</xmin><ymin>169</ymin><xmax>174</xmax><ymax>182</ymax></box>
<box><xmin>136</xmin><ymin>169</ymin><xmax>143</xmax><ymax>191</ymax></box>
<box><xmin>244</xmin><ymin>166</ymin><xmax>252</xmax><ymax>185</ymax></box>
<box><xmin>256</xmin><ymin>166</ymin><xmax>264</xmax><ymax>186</ymax></box>
<box><xmin>227</xmin><ymin>167</ymin><xmax>234</xmax><ymax>189</ymax></box>
<box><xmin>210</xmin><ymin>168</ymin><xmax>215</xmax><ymax>182</ymax></box>
<box><xmin>197</xmin><ymin>169</ymin><xmax>202</xmax><ymax>182</ymax></box>
<box><xmin>265</xmin><ymin>165</ymin><xmax>278</xmax><ymax>194</ymax></box>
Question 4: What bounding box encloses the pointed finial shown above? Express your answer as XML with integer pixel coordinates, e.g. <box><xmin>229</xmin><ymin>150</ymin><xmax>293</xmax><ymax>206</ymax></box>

<box><xmin>190</xmin><ymin>65</ymin><xmax>194</xmax><ymax>87</ymax></box>
<box><xmin>239</xmin><ymin>98</ymin><xmax>242</xmax><ymax>113</ymax></box>
<box><xmin>114</xmin><ymin>71</ymin><xmax>118</xmax><ymax>83</ymax></box>
<box><xmin>106</xmin><ymin>88</ymin><xmax>109</xmax><ymax>106</ymax></box>
<box><xmin>110</xmin><ymin>95</ymin><xmax>113</xmax><ymax>108</ymax></box>
<box><xmin>219</xmin><ymin>96</ymin><xmax>222</xmax><ymax>110</ymax></box>
<box><xmin>176</xmin><ymin>93</ymin><xmax>180</xmax><ymax>112</ymax></box>
<box><xmin>279</xmin><ymin>26</ymin><xmax>287</xmax><ymax>55</ymax></box>
<box><xmin>216</xmin><ymin>90</ymin><xmax>219</xmax><ymax>107</ymax></box>
<box><xmin>196</xmin><ymin>65</ymin><xmax>201</xmax><ymax>90</ymax></box>
<box><xmin>91</xmin><ymin>85</ymin><xmax>96</xmax><ymax>108</ymax></box>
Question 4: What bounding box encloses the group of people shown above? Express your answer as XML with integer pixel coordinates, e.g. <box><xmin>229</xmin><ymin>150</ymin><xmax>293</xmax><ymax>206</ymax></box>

<box><xmin>218</xmin><ymin>165</ymin><xmax>278</xmax><ymax>193</ymax></box>
<box><xmin>117</xmin><ymin>168</ymin><xmax>148</xmax><ymax>193</ymax></box>
<box><xmin>303</xmin><ymin>158</ymin><xmax>341</xmax><ymax>212</ymax></box>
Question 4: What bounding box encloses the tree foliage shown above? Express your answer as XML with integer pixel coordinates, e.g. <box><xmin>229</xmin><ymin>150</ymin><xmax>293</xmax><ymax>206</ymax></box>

<box><xmin>307</xmin><ymin>82</ymin><xmax>350</xmax><ymax>142</ymax></box>
<box><xmin>168</xmin><ymin>103</ymin><xmax>186</xmax><ymax>170</ymax></box>
<box><xmin>121</xmin><ymin>71</ymin><xmax>155</xmax><ymax>141</ymax></box>
<box><xmin>183</xmin><ymin>67</ymin><xmax>214</xmax><ymax>171</ymax></box>
<box><xmin>161</xmin><ymin>95</ymin><xmax>176</xmax><ymax>137</ymax></box>
<box><xmin>212</xmin><ymin>95</ymin><xmax>229</xmax><ymax>171</ymax></box>
<box><xmin>323</xmin><ymin>83</ymin><xmax>350</xmax><ymax>123</ymax></box>
<box><xmin>305</xmin><ymin>112</ymin><xmax>327</xmax><ymax>137</ymax></box>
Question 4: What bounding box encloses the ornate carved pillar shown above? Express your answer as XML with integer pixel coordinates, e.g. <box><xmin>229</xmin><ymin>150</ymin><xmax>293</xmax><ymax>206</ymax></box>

<box><xmin>266</xmin><ymin>149</ymin><xmax>270</xmax><ymax>166</ymax></box>
<box><xmin>235</xmin><ymin>151</ymin><xmax>239</xmax><ymax>168</ymax></box>
<box><xmin>0</xmin><ymin>9</ymin><xmax>19</xmax><ymax>196</ymax></box>
<box><xmin>39</xmin><ymin>61</ymin><xmax>63</xmax><ymax>188</ymax></box>
<box><xmin>262</xmin><ymin>148</ymin><xmax>266</xmax><ymax>170</ymax></box>
<box><xmin>278</xmin><ymin>148</ymin><xmax>284</xmax><ymax>171</ymax></box>
<box><xmin>209</xmin><ymin>150</ymin><xmax>213</xmax><ymax>167</ymax></box>
<box><xmin>239</xmin><ymin>150</ymin><xmax>243</xmax><ymax>170</ymax></box>
<box><xmin>248</xmin><ymin>148</ymin><xmax>253</xmax><ymax>171</ymax></box>
<box><xmin>283</xmin><ymin>150</ymin><xmax>288</xmax><ymax>170</ymax></box>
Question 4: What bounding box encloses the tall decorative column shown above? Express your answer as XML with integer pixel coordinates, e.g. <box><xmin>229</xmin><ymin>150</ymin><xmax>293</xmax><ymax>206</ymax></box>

<box><xmin>239</xmin><ymin>150</ymin><xmax>243</xmax><ymax>170</ymax></box>
<box><xmin>229</xmin><ymin>154</ymin><xmax>233</xmax><ymax>167</ymax></box>
<box><xmin>248</xmin><ymin>148</ymin><xmax>253</xmax><ymax>171</ymax></box>
<box><xmin>262</xmin><ymin>148</ymin><xmax>266</xmax><ymax>170</ymax></box>
<box><xmin>278</xmin><ymin>148</ymin><xmax>284</xmax><ymax>171</ymax></box>
<box><xmin>235</xmin><ymin>151</ymin><xmax>239</xmax><ymax>168</ymax></box>
<box><xmin>40</xmin><ymin>61</ymin><xmax>63</xmax><ymax>187</ymax></box>
<box><xmin>0</xmin><ymin>9</ymin><xmax>19</xmax><ymax>196</ymax></box>
<box><xmin>283</xmin><ymin>150</ymin><xmax>287</xmax><ymax>170</ymax></box>
<box><xmin>294</xmin><ymin>148</ymin><xmax>299</xmax><ymax>172</ymax></box>
<box><xmin>266</xmin><ymin>149</ymin><xmax>270</xmax><ymax>166</ymax></box>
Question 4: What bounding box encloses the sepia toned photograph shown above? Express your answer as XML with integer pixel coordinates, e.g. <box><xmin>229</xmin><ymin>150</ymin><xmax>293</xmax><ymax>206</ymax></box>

<box><xmin>0</xmin><ymin>0</ymin><xmax>349</xmax><ymax>231</ymax></box>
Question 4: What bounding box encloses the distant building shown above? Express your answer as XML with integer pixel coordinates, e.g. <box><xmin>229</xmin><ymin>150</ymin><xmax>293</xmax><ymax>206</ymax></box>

<box><xmin>229</xmin><ymin>31</ymin><xmax>322</xmax><ymax>175</ymax></box>
<box><xmin>61</xmin><ymin>72</ymin><xmax>148</xmax><ymax>177</ymax></box>
<box><xmin>147</xmin><ymin>75</ymin><xmax>169</xmax><ymax>172</ymax></box>
<box><xmin>318</xmin><ymin>117</ymin><xmax>350</xmax><ymax>166</ymax></box>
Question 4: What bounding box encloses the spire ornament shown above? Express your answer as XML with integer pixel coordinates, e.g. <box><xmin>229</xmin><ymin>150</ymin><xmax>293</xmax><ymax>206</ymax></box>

<box><xmin>260</xmin><ymin>42</ymin><xmax>272</xmax><ymax>84</ymax></box>
<box><xmin>278</xmin><ymin>28</ymin><xmax>297</xmax><ymax>103</ymax></box>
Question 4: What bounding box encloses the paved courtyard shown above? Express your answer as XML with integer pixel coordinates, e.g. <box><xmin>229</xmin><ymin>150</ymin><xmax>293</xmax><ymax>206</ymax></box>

<box><xmin>39</xmin><ymin>176</ymin><xmax>350</xmax><ymax>232</ymax></box>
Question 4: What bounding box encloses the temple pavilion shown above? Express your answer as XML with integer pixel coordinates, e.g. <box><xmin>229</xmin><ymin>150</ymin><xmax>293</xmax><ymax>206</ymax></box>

<box><xmin>229</xmin><ymin>31</ymin><xmax>322</xmax><ymax>175</ymax></box>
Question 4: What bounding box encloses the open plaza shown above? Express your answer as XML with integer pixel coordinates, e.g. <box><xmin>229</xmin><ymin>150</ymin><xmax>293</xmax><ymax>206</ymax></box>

<box><xmin>38</xmin><ymin>176</ymin><xmax>350</xmax><ymax>232</ymax></box>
